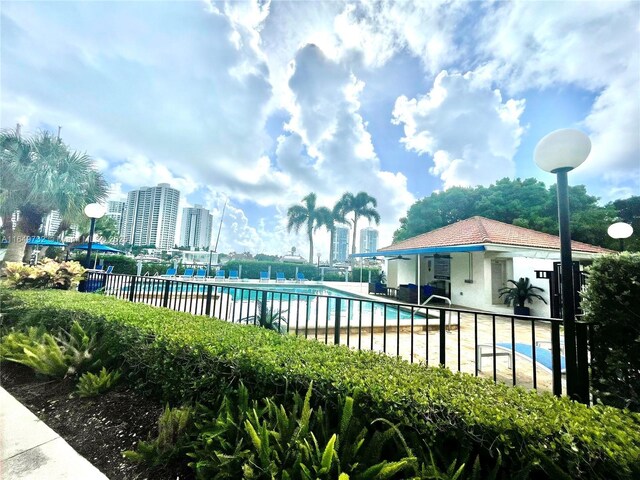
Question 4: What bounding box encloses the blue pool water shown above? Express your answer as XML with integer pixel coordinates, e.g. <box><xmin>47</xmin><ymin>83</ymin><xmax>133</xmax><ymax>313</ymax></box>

<box><xmin>127</xmin><ymin>281</ymin><xmax>425</xmax><ymax>321</ymax></box>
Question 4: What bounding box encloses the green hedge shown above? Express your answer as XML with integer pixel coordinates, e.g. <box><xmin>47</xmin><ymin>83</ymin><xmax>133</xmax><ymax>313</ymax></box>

<box><xmin>224</xmin><ymin>259</ymin><xmax>379</xmax><ymax>282</ymax></box>
<box><xmin>2</xmin><ymin>289</ymin><xmax>639</xmax><ymax>478</ymax></box>
<box><xmin>582</xmin><ymin>253</ymin><xmax>640</xmax><ymax>411</ymax></box>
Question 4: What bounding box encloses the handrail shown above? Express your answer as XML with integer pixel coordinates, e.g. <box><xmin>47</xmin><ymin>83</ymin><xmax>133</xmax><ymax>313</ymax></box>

<box><xmin>422</xmin><ymin>295</ymin><xmax>452</xmax><ymax>329</ymax></box>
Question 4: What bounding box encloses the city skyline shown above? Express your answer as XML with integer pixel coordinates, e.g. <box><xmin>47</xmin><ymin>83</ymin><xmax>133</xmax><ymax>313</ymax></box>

<box><xmin>2</xmin><ymin>1</ymin><xmax>638</xmax><ymax>259</ymax></box>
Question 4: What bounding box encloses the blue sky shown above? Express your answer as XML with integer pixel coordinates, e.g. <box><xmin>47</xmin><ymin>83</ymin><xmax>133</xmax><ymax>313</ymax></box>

<box><xmin>1</xmin><ymin>1</ymin><xmax>638</xmax><ymax>257</ymax></box>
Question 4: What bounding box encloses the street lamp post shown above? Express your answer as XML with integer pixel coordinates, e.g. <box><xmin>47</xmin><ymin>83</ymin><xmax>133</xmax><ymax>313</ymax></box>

<box><xmin>84</xmin><ymin>203</ymin><xmax>106</xmax><ymax>269</ymax></box>
<box><xmin>607</xmin><ymin>222</ymin><xmax>633</xmax><ymax>251</ymax></box>
<box><xmin>534</xmin><ymin>128</ymin><xmax>591</xmax><ymax>402</ymax></box>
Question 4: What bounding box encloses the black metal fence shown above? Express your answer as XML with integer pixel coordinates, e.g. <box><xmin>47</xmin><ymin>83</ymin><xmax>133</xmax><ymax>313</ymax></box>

<box><xmin>86</xmin><ymin>272</ymin><xmax>591</xmax><ymax>402</ymax></box>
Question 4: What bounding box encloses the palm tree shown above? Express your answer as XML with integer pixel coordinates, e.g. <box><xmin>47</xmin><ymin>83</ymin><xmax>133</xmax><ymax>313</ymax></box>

<box><xmin>286</xmin><ymin>193</ymin><xmax>326</xmax><ymax>264</ymax></box>
<box><xmin>316</xmin><ymin>201</ymin><xmax>347</xmax><ymax>266</ymax></box>
<box><xmin>0</xmin><ymin>129</ymin><xmax>108</xmax><ymax>268</ymax></box>
<box><xmin>338</xmin><ymin>192</ymin><xmax>380</xmax><ymax>255</ymax></box>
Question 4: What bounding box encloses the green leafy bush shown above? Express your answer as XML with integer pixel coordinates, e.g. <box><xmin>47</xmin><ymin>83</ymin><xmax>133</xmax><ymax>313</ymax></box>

<box><xmin>5</xmin><ymin>259</ymin><xmax>85</xmax><ymax>290</ymax></box>
<box><xmin>123</xmin><ymin>405</ymin><xmax>194</xmax><ymax>467</ymax></box>
<box><xmin>0</xmin><ymin>320</ymin><xmax>100</xmax><ymax>378</ymax></box>
<box><xmin>241</xmin><ymin>309</ymin><xmax>289</xmax><ymax>333</ymax></box>
<box><xmin>76</xmin><ymin>367</ymin><xmax>122</xmax><ymax>397</ymax></box>
<box><xmin>2</xmin><ymin>289</ymin><xmax>639</xmax><ymax>479</ymax></box>
<box><xmin>0</xmin><ymin>328</ymin><xmax>69</xmax><ymax>377</ymax></box>
<box><xmin>582</xmin><ymin>253</ymin><xmax>640</xmax><ymax>411</ymax></box>
<box><xmin>188</xmin><ymin>383</ymin><xmax>417</xmax><ymax>479</ymax></box>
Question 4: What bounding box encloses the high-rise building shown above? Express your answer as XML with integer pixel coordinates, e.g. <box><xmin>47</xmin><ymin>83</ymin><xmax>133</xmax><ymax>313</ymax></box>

<box><xmin>106</xmin><ymin>200</ymin><xmax>126</xmax><ymax>242</ymax></box>
<box><xmin>359</xmin><ymin>227</ymin><xmax>378</xmax><ymax>254</ymax></box>
<box><xmin>43</xmin><ymin>210</ymin><xmax>62</xmax><ymax>238</ymax></box>
<box><xmin>333</xmin><ymin>226</ymin><xmax>350</xmax><ymax>263</ymax></box>
<box><xmin>179</xmin><ymin>204</ymin><xmax>213</xmax><ymax>249</ymax></box>
<box><xmin>42</xmin><ymin>210</ymin><xmax>79</xmax><ymax>241</ymax></box>
<box><xmin>122</xmin><ymin>183</ymin><xmax>180</xmax><ymax>249</ymax></box>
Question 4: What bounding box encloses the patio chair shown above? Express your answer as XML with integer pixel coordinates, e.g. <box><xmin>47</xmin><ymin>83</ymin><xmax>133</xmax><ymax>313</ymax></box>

<box><xmin>296</xmin><ymin>272</ymin><xmax>306</xmax><ymax>282</ymax></box>
<box><xmin>195</xmin><ymin>268</ymin><xmax>208</xmax><ymax>281</ymax></box>
<box><xmin>276</xmin><ymin>272</ymin><xmax>286</xmax><ymax>283</ymax></box>
<box><xmin>214</xmin><ymin>269</ymin><xmax>226</xmax><ymax>281</ymax></box>
<box><xmin>105</xmin><ymin>265</ymin><xmax>114</xmax><ymax>274</ymax></box>
<box><xmin>162</xmin><ymin>268</ymin><xmax>177</xmax><ymax>277</ymax></box>
<box><xmin>259</xmin><ymin>271</ymin><xmax>270</xmax><ymax>282</ymax></box>
<box><xmin>228</xmin><ymin>270</ymin><xmax>239</xmax><ymax>281</ymax></box>
<box><xmin>180</xmin><ymin>268</ymin><xmax>195</xmax><ymax>279</ymax></box>
<box><xmin>477</xmin><ymin>342</ymin><xmax>566</xmax><ymax>375</ymax></box>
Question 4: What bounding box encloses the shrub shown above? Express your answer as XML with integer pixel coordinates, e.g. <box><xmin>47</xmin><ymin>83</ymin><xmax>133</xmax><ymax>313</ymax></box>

<box><xmin>123</xmin><ymin>405</ymin><xmax>194</xmax><ymax>467</ymax></box>
<box><xmin>76</xmin><ymin>367</ymin><xmax>122</xmax><ymax>397</ymax></box>
<box><xmin>5</xmin><ymin>259</ymin><xmax>85</xmax><ymax>290</ymax></box>
<box><xmin>582</xmin><ymin>253</ymin><xmax>640</xmax><ymax>411</ymax></box>
<box><xmin>1</xmin><ymin>320</ymin><xmax>104</xmax><ymax>378</ymax></box>
<box><xmin>240</xmin><ymin>309</ymin><xmax>289</xmax><ymax>333</ymax></box>
<box><xmin>2</xmin><ymin>289</ymin><xmax>639</xmax><ymax>479</ymax></box>
<box><xmin>0</xmin><ymin>328</ymin><xmax>70</xmax><ymax>377</ymax></box>
<box><xmin>223</xmin><ymin>259</ymin><xmax>378</xmax><ymax>283</ymax></box>
<box><xmin>188</xmin><ymin>383</ymin><xmax>417</xmax><ymax>479</ymax></box>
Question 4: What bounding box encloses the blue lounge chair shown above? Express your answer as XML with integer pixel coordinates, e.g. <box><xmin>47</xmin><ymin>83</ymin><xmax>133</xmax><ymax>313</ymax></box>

<box><xmin>228</xmin><ymin>270</ymin><xmax>239</xmax><ymax>281</ymax></box>
<box><xmin>105</xmin><ymin>265</ymin><xmax>114</xmax><ymax>274</ymax></box>
<box><xmin>214</xmin><ymin>269</ymin><xmax>226</xmax><ymax>281</ymax></box>
<box><xmin>195</xmin><ymin>268</ymin><xmax>207</xmax><ymax>280</ymax></box>
<box><xmin>276</xmin><ymin>272</ymin><xmax>285</xmax><ymax>283</ymax></box>
<box><xmin>162</xmin><ymin>268</ymin><xmax>177</xmax><ymax>277</ymax></box>
<box><xmin>477</xmin><ymin>342</ymin><xmax>566</xmax><ymax>374</ymax></box>
<box><xmin>180</xmin><ymin>268</ymin><xmax>195</xmax><ymax>279</ymax></box>
<box><xmin>296</xmin><ymin>272</ymin><xmax>306</xmax><ymax>282</ymax></box>
<box><xmin>259</xmin><ymin>271</ymin><xmax>269</xmax><ymax>282</ymax></box>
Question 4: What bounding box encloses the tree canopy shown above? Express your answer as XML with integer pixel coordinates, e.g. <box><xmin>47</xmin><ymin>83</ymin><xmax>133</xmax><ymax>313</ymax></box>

<box><xmin>393</xmin><ymin>177</ymin><xmax>637</xmax><ymax>251</ymax></box>
<box><xmin>286</xmin><ymin>193</ymin><xmax>326</xmax><ymax>263</ymax></box>
<box><xmin>1</xmin><ymin>129</ymin><xmax>108</xmax><ymax>266</ymax></box>
<box><xmin>336</xmin><ymin>191</ymin><xmax>380</xmax><ymax>255</ymax></box>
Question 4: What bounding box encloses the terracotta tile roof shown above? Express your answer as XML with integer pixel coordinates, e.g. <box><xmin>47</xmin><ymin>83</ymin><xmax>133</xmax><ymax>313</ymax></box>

<box><xmin>380</xmin><ymin>216</ymin><xmax>612</xmax><ymax>254</ymax></box>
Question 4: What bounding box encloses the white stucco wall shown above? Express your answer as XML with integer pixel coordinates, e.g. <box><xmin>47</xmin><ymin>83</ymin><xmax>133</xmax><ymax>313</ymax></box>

<box><xmin>396</xmin><ymin>256</ymin><xmax>417</xmax><ymax>285</ymax></box>
<box><xmin>449</xmin><ymin>253</ymin><xmax>553</xmax><ymax>317</ymax></box>
<box><xmin>449</xmin><ymin>252</ymin><xmax>487</xmax><ymax>309</ymax></box>
<box><xmin>386</xmin><ymin>260</ymin><xmax>398</xmax><ymax>288</ymax></box>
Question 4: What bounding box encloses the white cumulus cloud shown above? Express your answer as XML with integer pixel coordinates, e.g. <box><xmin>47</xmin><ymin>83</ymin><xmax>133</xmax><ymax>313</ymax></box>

<box><xmin>392</xmin><ymin>70</ymin><xmax>525</xmax><ymax>188</ymax></box>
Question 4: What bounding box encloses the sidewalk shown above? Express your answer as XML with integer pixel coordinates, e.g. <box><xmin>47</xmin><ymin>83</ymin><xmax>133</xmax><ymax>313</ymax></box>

<box><xmin>1</xmin><ymin>387</ymin><xmax>108</xmax><ymax>479</ymax></box>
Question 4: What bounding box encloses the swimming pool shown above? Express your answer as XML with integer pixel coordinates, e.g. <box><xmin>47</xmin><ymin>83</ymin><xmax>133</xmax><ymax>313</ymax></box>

<box><xmin>121</xmin><ymin>279</ymin><xmax>426</xmax><ymax>323</ymax></box>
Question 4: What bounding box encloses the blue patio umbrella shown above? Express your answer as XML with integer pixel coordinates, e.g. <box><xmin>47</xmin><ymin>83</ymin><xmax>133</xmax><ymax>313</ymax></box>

<box><xmin>71</xmin><ymin>243</ymin><xmax>123</xmax><ymax>254</ymax></box>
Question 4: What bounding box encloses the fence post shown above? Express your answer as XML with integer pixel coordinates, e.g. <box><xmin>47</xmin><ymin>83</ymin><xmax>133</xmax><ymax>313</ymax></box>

<box><xmin>260</xmin><ymin>291</ymin><xmax>268</xmax><ymax>326</ymax></box>
<box><xmin>128</xmin><ymin>275</ymin><xmax>137</xmax><ymax>303</ymax></box>
<box><xmin>205</xmin><ymin>284</ymin><xmax>213</xmax><ymax>317</ymax></box>
<box><xmin>551</xmin><ymin>322</ymin><xmax>563</xmax><ymax>397</ymax></box>
<box><xmin>162</xmin><ymin>279</ymin><xmax>171</xmax><ymax>308</ymax></box>
<box><xmin>334</xmin><ymin>298</ymin><xmax>342</xmax><ymax>345</ymax></box>
<box><xmin>576</xmin><ymin>321</ymin><xmax>590</xmax><ymax>405</ymax></box>
<box><xmin>439</xmin><ymin>309</ymin><xmax>446</xmax><ymax>365</ymax></box>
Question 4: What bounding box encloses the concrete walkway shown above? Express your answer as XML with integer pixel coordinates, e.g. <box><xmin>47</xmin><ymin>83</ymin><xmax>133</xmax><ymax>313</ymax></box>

<box><xmin>0</xmin><ymin>387</ymin><xmax>107</xmax><ymax>479</ymax></box>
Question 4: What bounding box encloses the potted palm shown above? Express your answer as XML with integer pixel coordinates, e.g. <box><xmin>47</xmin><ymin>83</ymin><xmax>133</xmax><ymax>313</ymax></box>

<box><xmin>498</xmin><ymin>277</ymin><xmax>547</xmax><ymax>316</ymax></box>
